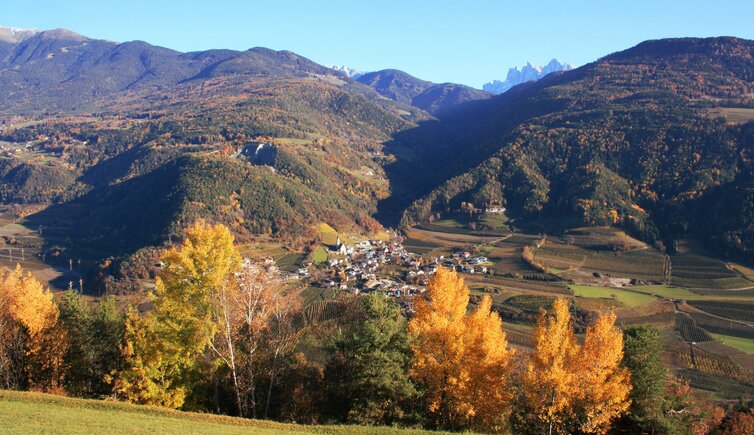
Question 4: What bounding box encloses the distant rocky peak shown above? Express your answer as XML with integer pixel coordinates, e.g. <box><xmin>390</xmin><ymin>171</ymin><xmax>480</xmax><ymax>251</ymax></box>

<box><xmin>331</xmin><ymin>65</ymin><xmax>365</xmax><ymax>79</ymax></box>
<box><xmin>483</xmin><ymin>59</ymin><xmax>573</xmax><ymax>94</ymax></box>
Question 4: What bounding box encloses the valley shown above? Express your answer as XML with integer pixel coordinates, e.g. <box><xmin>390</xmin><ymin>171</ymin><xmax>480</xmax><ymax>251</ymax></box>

<box><xmin>1</xmin><ymin>21</ymin><xmax>754</xmax><ymax>433</ymax></box>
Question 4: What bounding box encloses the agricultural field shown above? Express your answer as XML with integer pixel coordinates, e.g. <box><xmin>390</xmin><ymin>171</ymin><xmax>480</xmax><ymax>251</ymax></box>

<box><xmin>0</xmin><ymin>205</ymin><xmax>72</xmax><ymax>290</ymax></box>
<box><xmin>707</xmin><ymin>107</ymin><xmax>754</xmax><ymax>124</ymax></box>
<box><xmin>570</xmin><ymin>285</ymin><xmax>657</xmax><ymax>308</ymax></box>
<box><xmin>238</xmin><ymin>242</ymin><xmax>306</xmax><ymax>272</ymax></box>
<box><xmin>670</xmin><ymin>243</ymin><xmax>754</xmax><ymax>289</ymax></box>
<box><xmin>675</xmin><ymin>313</ymin><xmax>713</xmax><ymax>343</ymax></box>
<box><xmin>417</xmin><ymin>211</ymin><xmax>510</xmax><ymax>237</ymax></box>
<box><xmin>709</xmin><ymin>333</ymin><xmax>754</xmax><ymax>355</ymax></box>
<box><xmin>534</xmin><ymin>240</ymin><xmax>665</xmax><ymax>282</ymax></box>
<box><xmin>629</xmin><ymin>285</ymin><xmax>702</xmax><ymax>300</ymax></box>
<box><xmin>686</xmin><ymin>300</ymin><xmax>754</xmax><ymax>323</ymax></box>
<box><xmin>687</xmin><ymin>311</ymin><xmax>754</xmax><ymax>339</ymax></box>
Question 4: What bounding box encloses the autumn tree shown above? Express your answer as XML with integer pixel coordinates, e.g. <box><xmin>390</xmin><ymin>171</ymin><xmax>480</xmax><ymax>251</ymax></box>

<box><xmin>114</xmin><ymin>221</ymin><xmax>242</xmax><ymax>408</ymax></box>
<box><xmin>325</xmin><ymin>293</ymin><xmax>416</xmax><ymax>426</ymax></box>
<box><xmin>518</xmin><ymin>298</ymin><xmax>580</xmax><ymax>434</ymax></box>
<box><xmin>276</xmin><ymin>352</ymin><xmax>325</xmax><ymax>424</ymax></box>
<box><xmin>518</xmin><ymin>299</ymin><xmax>630</xmax><ymax>434</ymax></box>
<box><xmin>573</xmin><ymin>312</ymin><xmax>631</xmax><ymax>434</ymax></box>
<box><xmin>209</xmin><ymin>259</ymin><xmax>293</xmax><ymax>418</ymax></box>
<box><xmin>719</xmin><ymin>409</ymin><xmax>754</xmax><ymax>434</ymax></box>
<box><xmin>0</xmin><ymin>265</ymin><xmax>64</xmax><ymax>390</ymax></box>
<box><xmin>409</xmin><ymin>268</ymin><xmax>514</xmax><ymax>432</ymax></box>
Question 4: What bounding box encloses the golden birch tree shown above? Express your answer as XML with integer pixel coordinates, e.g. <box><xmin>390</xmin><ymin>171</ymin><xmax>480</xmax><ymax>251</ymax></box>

<box><xmin>574</xmin><ymin>312</ymin><xmax>631</xmax><ymax>434</ymax></box>
<box><xmin>115</xmin><ymin>220</ymin><xmax>242</xmax><ymax>407</ymax></box>
<box><xmin>520</xmin><ymin>299</ymin><xmax>631</xmax><ymax>434</ymax></box>
<box><xmin>409</xmin><ymin>268</ymin><xmax>513</xmax><ymax>432</ymax></box>
<box><xmin>521</xmin><ymin>298</ymin><xmax>580</xmax><ymax>434</ymax></box>
<box><xmin>0</xmin><ymin>265</ymin><xmax>62</xmax><ymax>390</ymax></box>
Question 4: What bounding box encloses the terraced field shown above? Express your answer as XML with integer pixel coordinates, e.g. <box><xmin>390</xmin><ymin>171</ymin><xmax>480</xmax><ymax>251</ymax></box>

<box><xmin>687</xmin><ymin>300</ymin><xmax>754</xmax><ymax>323</ymax></box>
<box><xmin>709</xmin><ymin>333</ymin><xmax>754</xmax><ymax>355</ymax></box>
<box><xmin>676</xmin><ymin>312</ymin><xmax>713</xmax><ymax>343</ymax></box>
<box><xmin>404</xmin><ymin>217</ymin><xmax>754</xmax><ymax>398</ymax></box>
<box><xmin>535</xmin><ymin>241</ymin><xmax>665</xmax><ymax>281</ymax></box>
<box><xmin>689</xmin><ymin>311</ymin><xmax>754</xmax><ymax>339</ymax></box>
<box><xmin>670</xmin><ymin>252</ymin><xmax>754</xmax><ymax>289</ymax></box>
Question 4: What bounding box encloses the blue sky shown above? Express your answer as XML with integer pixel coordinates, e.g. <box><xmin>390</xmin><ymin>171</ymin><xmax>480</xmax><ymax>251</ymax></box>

<box><xmin>3</xmin><ymin>0</ymin><xmax>753</xmax><ymax>88</ymax></box>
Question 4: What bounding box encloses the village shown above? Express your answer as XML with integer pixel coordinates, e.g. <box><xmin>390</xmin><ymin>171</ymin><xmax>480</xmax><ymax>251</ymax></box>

<box><xmin>260</xmin><ymin>233</ymin><xmax>493</xmax><ymax>312</ymax></box>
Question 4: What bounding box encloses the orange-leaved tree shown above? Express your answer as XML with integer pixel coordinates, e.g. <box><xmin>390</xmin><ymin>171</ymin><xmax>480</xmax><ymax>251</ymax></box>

<box><xmin>521</xmin><ymin>298</ymin><xmax>580</xmax><ymax>434</ymax></box>
<box><xmin>409</xmin><ymin>268</ymin><xmax>513</xmax><ymax>432</ymax></box>
<box><xmin>574</xmin><ymin>311</ymin><xmax>631</xmax><ymax>434</ymax></box>
<box><xmin>519</xmin><ymin>298</ymin><xmax>631</xmax><ymax>434</ymax></box>
<box><xmin>0</xmin><ymin>265</ymin><xmax>64</xmax><ymax>390</ymax></box>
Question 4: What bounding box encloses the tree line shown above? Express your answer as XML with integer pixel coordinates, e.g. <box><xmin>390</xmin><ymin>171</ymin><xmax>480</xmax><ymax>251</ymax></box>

<box><xmin>1</xmin><ymin>220</ymin><xmax>753</xmax><ymax>433</ymax></box>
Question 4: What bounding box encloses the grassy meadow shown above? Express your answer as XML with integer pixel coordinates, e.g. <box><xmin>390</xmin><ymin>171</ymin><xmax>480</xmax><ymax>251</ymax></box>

<box><xmin>0</xmin><ymin>390</ymin><xmax>435</xmax><ymax>434</ymax></box>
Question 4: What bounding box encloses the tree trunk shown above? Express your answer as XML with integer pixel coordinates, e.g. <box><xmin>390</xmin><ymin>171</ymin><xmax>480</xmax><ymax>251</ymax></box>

<box><xmin>264</xmin><ymin>347</ymin><xmax>280</xmax><ymax>419</ymax></box>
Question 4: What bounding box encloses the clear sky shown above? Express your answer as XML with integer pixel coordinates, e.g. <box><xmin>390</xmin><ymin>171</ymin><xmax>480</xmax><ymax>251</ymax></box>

<box><xmin>3</xmin><ymin>0</ymin><xmax>753</xmax><ymax>88</ymax></box>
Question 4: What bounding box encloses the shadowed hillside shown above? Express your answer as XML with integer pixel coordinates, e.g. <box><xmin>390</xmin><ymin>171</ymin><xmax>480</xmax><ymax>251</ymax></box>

<box><xmin>382</xmin><ymin>37</ymin><xmax>754</xmax><ymax>260</ymax></box>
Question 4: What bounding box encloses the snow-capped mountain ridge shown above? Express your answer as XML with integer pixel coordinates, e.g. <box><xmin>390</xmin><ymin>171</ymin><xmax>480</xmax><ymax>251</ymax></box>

<box><xmin>483</xmin><ymin>59</ymin><xmax>573</xmax><ymax>94</ymax></box>
<box><xmin>0</xmin><ymin>26</ymin><xmax>41</xmax><ymax>43</ymax></box>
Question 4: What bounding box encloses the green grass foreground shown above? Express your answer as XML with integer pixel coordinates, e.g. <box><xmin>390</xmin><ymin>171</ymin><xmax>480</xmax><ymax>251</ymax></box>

<box><xmin>0</xmin><ymin>390</ymin><xmax>436</xmax><ymax>435</ymax></box>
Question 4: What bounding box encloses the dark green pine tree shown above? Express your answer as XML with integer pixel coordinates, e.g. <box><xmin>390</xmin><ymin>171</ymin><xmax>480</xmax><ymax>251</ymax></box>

<box><xmin>618</xmin><ymin>324</ymin><xmax>670</xmax><ymax>433</ymax></box>
<box><xmin>59</xmin><ymin>290</ymin><xmax>94</xmax><ymax>396</ymax></box>
<box><xmin>324</xmin><ymin>293</ymin><xmax>417</xmax><ymax>426</ymax></box>
<box><xmin>58</xmin><ymin>291</ymin><xmax>124</xmax><ymax>397</ymax></box>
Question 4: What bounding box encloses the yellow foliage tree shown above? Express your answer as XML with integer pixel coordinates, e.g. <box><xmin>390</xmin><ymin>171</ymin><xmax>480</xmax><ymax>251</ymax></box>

<box><xmin>462</xmin><ymin>296</ymin><xmax>515</xmax><ymax>431</ymax></box>
<box><xmin>522</xmin><ymin>298</ymin><xmax>580</xmax><ymax>434</ymax></box>
<box><xmin>573</xmin><ymin>312</ymin><xmax>631</xmax><ymax>434</ymax></box>
<box><xmin>2</xmin><ymin>265</ymin><xmax>58</xmax><ymax>336</ymax></box>
<box><xmin>0</xmin><ymin>265</ymin><xmax>63</xmax><ymax>390</ymax></box>
<box><xmin>115</xmin><ymin>220</ymin><xmax>242</xmax><ymax>407</ymax></box>
<box><xmin>409</xmin><ymin>268</ymin><xmax>513</xmax><ymax>432</ymax></box>
<box><xmin>520</xmin><ymin>298</ymin><xmax>631</xmax><ymax>434</ymax></box>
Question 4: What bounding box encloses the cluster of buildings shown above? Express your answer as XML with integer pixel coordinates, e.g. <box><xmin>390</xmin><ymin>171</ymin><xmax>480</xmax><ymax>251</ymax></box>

<box><xmin>0</xmin><ymin>141</ymin><xmax>33</xmax><ymax>157</ymax></box>
<box><xmin>294</xmin><ymin>236</ymin><xmax>494</xmax><ymax>304</ymax></box>
<box><xmin>317</xmin><ymin>238</ymin><xmax>426</xmax><ymax>297</ymax></box>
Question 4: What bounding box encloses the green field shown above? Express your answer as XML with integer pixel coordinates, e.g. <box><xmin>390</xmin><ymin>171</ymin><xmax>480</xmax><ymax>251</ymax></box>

<box><xmin>570</xmin><ymin>285</ymin><xmax>658</xmax><ymax>308</ymax></box>
<box><xmin>709</xmin><ymin>333</ymin><xmax>754</xmax><ymax>355</ymax></box>
<box><xmin>0</xmin><ymin>390</ymin><xmax>432</xmax><ymax>434</ymax></box>
<box><xmin>629</xmin><ymin>285</ymin><xmax>701</xmax><ymax>300</ymax></box>
<box><xmin>311</xmin><ymin>246</ymin><xmax>329</xmax><ymax>264</ymax></box>
<box><xmin>707</xmin><ymin>107</ymin><xmax>754</xmax><ymax>124</ymax></box>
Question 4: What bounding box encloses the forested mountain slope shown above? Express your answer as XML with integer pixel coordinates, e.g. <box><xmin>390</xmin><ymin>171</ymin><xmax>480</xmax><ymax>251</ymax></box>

<box><xmin>387</xmin><ymin>37</ymin><xmax>754</xmax><ymax>259</ymax></box>
<box><xmin>357</xmin><ymin>69</ymin><xmax>490</xmax><ymax>115</ymax></box>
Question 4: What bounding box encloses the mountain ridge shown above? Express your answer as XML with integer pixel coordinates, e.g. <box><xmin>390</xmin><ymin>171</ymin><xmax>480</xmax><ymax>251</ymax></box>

<box><xmin>483</xmin><ymin>58</ymin><xmax>573</xmax><ymax>94</ymax></box>
<box><xmin>387</xmin><ymin>37</ymin><xmax>754</xmax><ymax>260</ymax></box>
<box><xmin>357</xmin><ymin>69</ymin><xmax>491</xmax><ymax>115</ymax></box>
